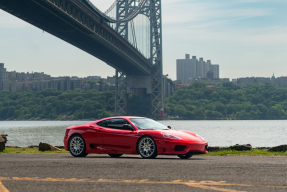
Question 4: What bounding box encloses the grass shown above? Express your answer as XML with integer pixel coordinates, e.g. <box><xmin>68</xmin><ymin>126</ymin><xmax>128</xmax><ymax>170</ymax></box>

<box><xmin>204</xmin><ymin>149</ymin><xmax>287</xmax><ymax>156</ymax></box>
<box><xmin>0</xmin><ymin>147</ymin><xmax>69</xmax><ymax>154</ymax></box>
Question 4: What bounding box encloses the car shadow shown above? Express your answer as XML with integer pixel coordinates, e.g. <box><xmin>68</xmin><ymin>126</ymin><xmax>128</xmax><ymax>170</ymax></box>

<box><xmin>64</xmin><ymin>155</ymin><xmax>207</xmax><ymax>161</ymax></box>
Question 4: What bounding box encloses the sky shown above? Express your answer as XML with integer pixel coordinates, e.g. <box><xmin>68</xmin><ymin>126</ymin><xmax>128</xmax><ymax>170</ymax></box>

<box><xmin>0</xmin><ymin>0</ymin><xmax>287</xmax><ymax>80</ymax></box>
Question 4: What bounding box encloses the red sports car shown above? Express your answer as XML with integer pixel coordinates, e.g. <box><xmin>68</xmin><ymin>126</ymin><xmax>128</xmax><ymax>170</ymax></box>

<box><xmin>64</xmin><ymin>116</ymin><xmax>208</xmax><ymax>159</ymax></box>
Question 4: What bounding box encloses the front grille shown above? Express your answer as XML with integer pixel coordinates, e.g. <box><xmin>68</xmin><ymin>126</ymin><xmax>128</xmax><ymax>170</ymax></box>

<box><xmin>174</xmin><ymin>145</ymin><xmax>186</xmax><ymax>151</ymax></box>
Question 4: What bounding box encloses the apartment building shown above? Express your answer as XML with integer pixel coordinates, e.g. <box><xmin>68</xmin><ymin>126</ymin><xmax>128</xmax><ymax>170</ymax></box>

<box><xmin>176</xmin><ymin>54</ymin><xmax>220</xmax><ymax>84</ymax></box>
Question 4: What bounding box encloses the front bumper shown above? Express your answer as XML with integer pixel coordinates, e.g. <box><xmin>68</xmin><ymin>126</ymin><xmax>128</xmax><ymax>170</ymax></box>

<box><xmin>63</xmin><ymin>137</ymin><xmax>69</xmax><ymax>151</ymax></box>
<box><xmin>156</xmin><ymin>140</ymin><xmax>208</xmax><ymax>155</ymax></box>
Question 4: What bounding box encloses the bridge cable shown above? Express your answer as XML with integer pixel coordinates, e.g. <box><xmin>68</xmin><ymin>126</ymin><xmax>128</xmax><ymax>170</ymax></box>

<box><xmin>84</xmin><ymin>0</ymin><xmax>148</xmax><ymax>23</ymax></box>
<box><xmin>104</xmin><ymin>0</ymin><xmax>120</xmax><ymax>15</ymax></box>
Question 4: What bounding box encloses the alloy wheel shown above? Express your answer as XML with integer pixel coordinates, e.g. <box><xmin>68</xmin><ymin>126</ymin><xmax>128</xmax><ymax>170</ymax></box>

<box><xmin>138</xmin><ymin>136</ymin><xmax>157</xmax><ymax>159</ymax></box>
<box><xmin>69</xmin><ymin>135</ymin><xmax>87</xmax><ymax>157</ymax></box>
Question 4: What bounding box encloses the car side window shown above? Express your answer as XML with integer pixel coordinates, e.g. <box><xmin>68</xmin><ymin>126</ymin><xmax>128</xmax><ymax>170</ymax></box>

<box><xmin>107</xmin><ymin>119</ymin><xmax>132</xmax><ymax>130</ymax></box>
<box><xmin>96</xmin><ymin>120</ymin><xmax>108</xmax><ymax>127</ymax></box>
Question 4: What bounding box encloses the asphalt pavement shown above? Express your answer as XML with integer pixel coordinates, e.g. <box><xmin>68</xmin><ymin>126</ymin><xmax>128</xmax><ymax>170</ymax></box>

<box><xmin>0</xmin><ymin>154</ymin><xmax>286</xmax><ymax>192</ymax></box>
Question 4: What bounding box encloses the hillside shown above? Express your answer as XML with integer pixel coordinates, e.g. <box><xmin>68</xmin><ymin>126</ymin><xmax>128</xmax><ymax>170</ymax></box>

<box><xmin>165</xmin><ymin>82</ymin><xmax>287</xmax><ymax>120</ymax></box>
<box><xmin>1</xmin><ymin>82</ymin><xmax>287</xmax><ymax>120</ymax></box>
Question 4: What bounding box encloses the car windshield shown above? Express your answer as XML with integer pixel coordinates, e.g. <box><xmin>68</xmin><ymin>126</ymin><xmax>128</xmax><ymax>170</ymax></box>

<box><xmin>129</xmin><ymin>118</ymin><xmax>169</xmax><ymax>130</ymax></box>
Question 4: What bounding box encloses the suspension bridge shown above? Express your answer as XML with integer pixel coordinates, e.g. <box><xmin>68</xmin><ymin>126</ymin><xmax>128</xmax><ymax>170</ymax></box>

<box><xmin>0</xmin><ymin>0</ymin><xmax>174</xmax><ymax>118</ymax></box>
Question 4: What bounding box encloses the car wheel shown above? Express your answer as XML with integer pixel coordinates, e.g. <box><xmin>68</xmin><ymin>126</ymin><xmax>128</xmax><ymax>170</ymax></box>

<box><xmin>177</xmin><ymin>154</ymin><xmax>193</xmax><ymax>159</ymax></box>
<box><xmin>69</xmin><ymin>135</ymin><xmax>88</xmax><ymax>157</ymax></box>
<box><xmin>138</xmin><ymin>136</ymin><xmax>157</xmax><ymax>159</ymax></box>
<box><xmin>108</xmin><ymin>154</ymin><xmax>123</xmax><ymax>158</ymax></box>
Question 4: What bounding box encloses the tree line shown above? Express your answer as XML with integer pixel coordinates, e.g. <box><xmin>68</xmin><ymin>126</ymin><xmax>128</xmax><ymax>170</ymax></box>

<box><xmin>165</xmin><ymin>82</ymin><xmax>287</xmax><ymax>120</ymax></box>
<box><xmin>0</xmin><ymin>89</ymin><xmax>114</xmax><ymax>120</ymax></box>
<box><xmin>0</xmin><ymin>82</ymin><xmax>287</xmax><ymax>120</ymax></box>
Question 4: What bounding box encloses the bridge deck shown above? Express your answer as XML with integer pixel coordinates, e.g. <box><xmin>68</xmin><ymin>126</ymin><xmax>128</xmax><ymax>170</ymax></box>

<box><xmin>0</xmin><ymin>0</ymin><xmax>152</xmax><ymax>75</ymax></box>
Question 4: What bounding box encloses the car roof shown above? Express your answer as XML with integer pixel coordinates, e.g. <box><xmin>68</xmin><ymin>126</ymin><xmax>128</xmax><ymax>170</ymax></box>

<box><xmin>91</xmin><ymin>116</ymin><xmax>146</xmax><ymax>123</ymax></box>
<box><xmin>112</xmin><ymin>116</ymin><xmax>145</xmax><ymax>119</ymax></box>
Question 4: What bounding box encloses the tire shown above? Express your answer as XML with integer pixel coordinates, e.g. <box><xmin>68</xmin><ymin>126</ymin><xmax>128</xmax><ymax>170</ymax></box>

<box><xmin>177</xmin><ymin>154</ymin><xmax>193</xmax><ymax>159</ymax></box>
<box><xmin>108</xmin><ymin>154</ymin><xmax>123</xmax><ymax>158</ymax></box>
<box><xmin>69</xmin><ymin>135</ymin><xmax>88</xmax><ymax>157</ymax></box>
<box><xmin>138</xmin><ymin>136</ymin><xmax>157</xmax><ymax>159</ymax></box>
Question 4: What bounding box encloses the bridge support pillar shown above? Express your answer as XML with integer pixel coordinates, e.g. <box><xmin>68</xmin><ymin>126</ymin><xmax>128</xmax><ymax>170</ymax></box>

<box><xmin>114</xmin><ymin>70</ymin><xmax>127</xmax><ymax>116</ymax></box>
<box><xmin>150</xmin><ymin>0</ymin><xmax>164</xmax><ymax>119</ymax></box>
<box><xmin>126</xmin><ymin>75</ymin><xmax>152</xmax><ymax>117</ymax></box>
<box><xmin>126</xmin><ymin>75</ymin><xmax>152</xmax><ymax>94</ymax></box>
<box><xmin>114</xmin><ymin>0</ymin><xmax>164</xmax><ymax>118</ymax></box>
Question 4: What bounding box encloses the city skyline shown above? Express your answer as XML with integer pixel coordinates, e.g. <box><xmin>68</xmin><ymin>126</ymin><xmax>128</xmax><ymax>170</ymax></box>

<box><xmin>2</xmin><ymin>61</ymin><xmax>287</xmax><ymax>95</ymax></box>
<box><xmin>176</xmin><ymin>54</ymin><xmax>219</xmax><ymax>84</ymax></box>
<box><xmin>0</xmin><ymin>0</ymin><xmax>287</xmax><ymax>80</ymax></box>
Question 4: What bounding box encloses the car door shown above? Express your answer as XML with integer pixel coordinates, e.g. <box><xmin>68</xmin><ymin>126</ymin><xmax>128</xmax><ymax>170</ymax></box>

<box><xmin>100</xmin><ymin>118</ymin><xmax>136</xmax><ymax>152</ymax></box>
<box><xmin>84</xmin><ymin>122</ymin><xmax>105</xmax><ymax>151</ymax></box>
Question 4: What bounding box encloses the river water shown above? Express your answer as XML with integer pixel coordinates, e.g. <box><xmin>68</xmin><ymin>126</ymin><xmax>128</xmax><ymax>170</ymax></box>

<box><xmin>0</xmin><ymin>120</ymin><xmax>286</xmax><ymax>147</ymax></box>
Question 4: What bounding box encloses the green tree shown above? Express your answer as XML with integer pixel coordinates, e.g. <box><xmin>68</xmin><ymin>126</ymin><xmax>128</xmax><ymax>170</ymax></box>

<box><xmin>174</xmin><ymin>105</ymin><xmax>186</xmax><ymax>117</ymax></box>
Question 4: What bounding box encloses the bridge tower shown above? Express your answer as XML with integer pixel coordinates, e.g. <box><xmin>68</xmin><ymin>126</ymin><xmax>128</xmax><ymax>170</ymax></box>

<box><xmin>114</xmin><ymin>0</ymin><xmax>163</xmax><ymax>118</ymax></box>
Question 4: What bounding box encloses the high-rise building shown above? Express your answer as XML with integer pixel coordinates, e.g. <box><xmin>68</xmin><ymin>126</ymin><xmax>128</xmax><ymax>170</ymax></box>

<box><xmin>176</xmin><ymin>54</ymin><xmax>220</xmax><ymax>84</ymax></box>
<box><xmin>176</xmin><ymin>54</ymin><xmax>196</xmax><ymax>84</ymax></box>
<box><xmin>0</xmin><ymin>63</ymin><xmax>4</xmax><ymax>91</ymax></box>
<box><xmin>197</xmin><ymin>58</ymin><xmax>204</xmax><ymax>78</ymax></box>
<box><xmin>211</xmin><ymin>64</ymin><xmax>219</xmax><ymax>79</ymax></box>
<box><xmin>191</xmin><ymin>56</ymin><xmax>197</xmax><ymax>78</ymax></box>
<box><xmin>0</xmin><ymin>63</ymin><xmax>9</xmax><ymax>91</ymax></box>
<box><xmin>204</xmin><ymin>60</ymin><xmax>212</xmax><ymax>78</ymax></box>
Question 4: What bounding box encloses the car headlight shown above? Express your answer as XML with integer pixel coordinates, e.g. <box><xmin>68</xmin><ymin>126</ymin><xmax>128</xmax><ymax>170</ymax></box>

<box><xmin>196</xmin><ymin>133</ymin><xmax>205</xmax><ymax>140</ymax></box>
<box><xmin>162</xmin><ymin>133</ymin><xmax>181</xmax><ymax>140</ymax></box>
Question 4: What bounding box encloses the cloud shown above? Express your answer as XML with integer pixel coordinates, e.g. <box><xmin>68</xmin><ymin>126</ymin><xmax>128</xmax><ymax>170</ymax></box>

<box><xmin>162</xmin><ymin>0</ymin><xmax>272</xmax><ymax>26</ymax></box>
<box><xmin>165</xmin><ymin>22</ymin><xmax>287</xmax><ymax>45</ymax></box>
<box><xmin>240</xmin><ymin>27</ymin><xmax>287</xmax><ymax>44</ymax></box>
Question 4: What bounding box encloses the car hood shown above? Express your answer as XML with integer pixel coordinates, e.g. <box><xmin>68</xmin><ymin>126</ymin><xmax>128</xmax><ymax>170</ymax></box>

<box><xmin>144</xmin><ymin>130</ymin><xmax>206</xmax><ymax>143</ymax></box>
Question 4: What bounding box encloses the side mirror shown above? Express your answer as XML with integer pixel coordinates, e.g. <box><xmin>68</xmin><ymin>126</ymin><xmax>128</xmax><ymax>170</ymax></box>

<box><xmin>167</xmin><ymin>126</ymin><xmax>171</xmax><ymax>129</ymax></box>
<box><xmin>122</xmin><ymin>124</ymin><xmax>134</xmax><ymax>131</ymax></box>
